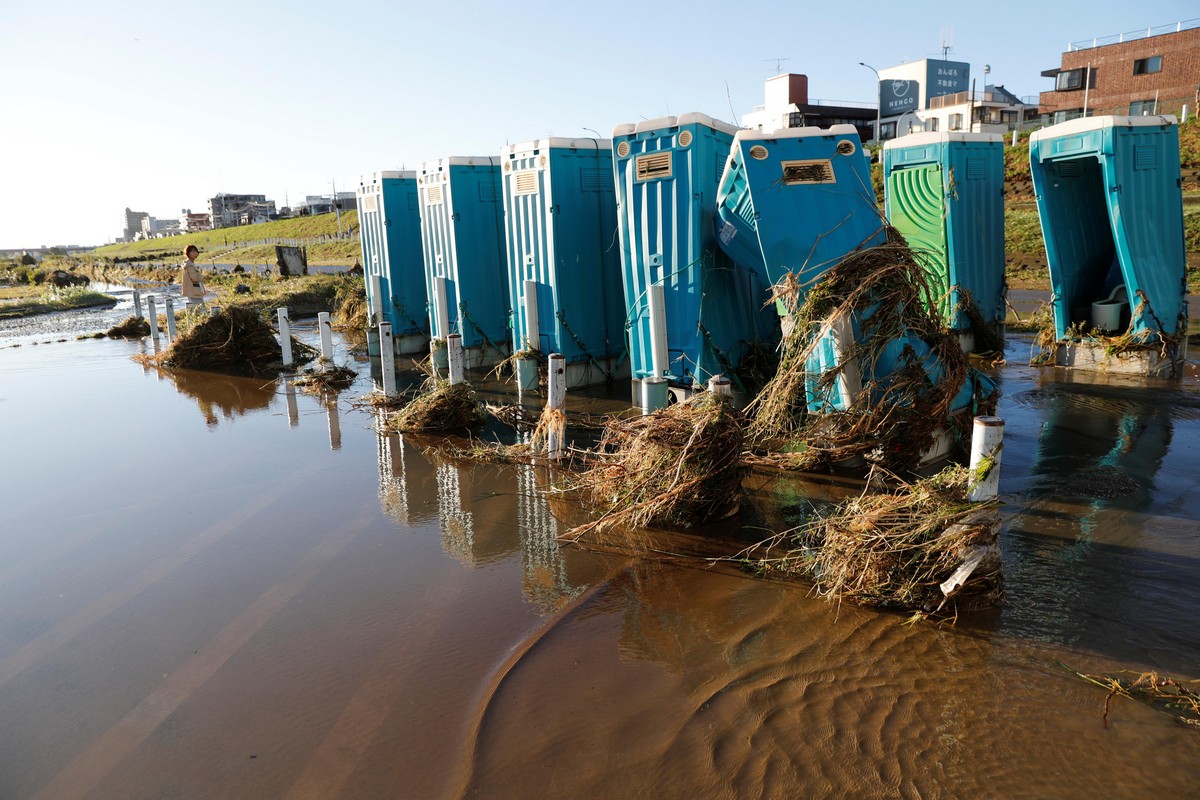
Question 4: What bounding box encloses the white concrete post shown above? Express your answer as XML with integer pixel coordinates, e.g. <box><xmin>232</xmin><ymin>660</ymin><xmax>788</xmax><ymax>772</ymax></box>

<box><xmin>164</xmin><ymin>297</ymin><xmax>176</xmax><ymax>339</ymax></box>
<box><xmin>379</xmin><ymin>322</ymin><xmax>397</xmax><ymax>397</ymax></box>
<box><xmin>447</xmin><ymin>333</ymin><xmax>465</xmax><ymax>385</ymax></box>
<box><xmin>147</xmin><ymin>296</ymin><xmax>159</xmax><ymax>339</ymax></box>
<box><xmin>1182</xmin><ymin>104</ymin><xmax>1190</xmax><ymax>124</ymax></box>
<box><xmin>1011</xmin><ymin>128</ymin><xmax>1018</xmax><ymax>147</ymax></box>
<box><xmin>967</xmin><ymin>416</ymin><xmax>1005</xmax><ymax>502</ymax></box>
<box><xmin>433</xmin><ymin>276</ymin><xmax>451</xmax><ymax>339</ymax></box>
<box><xmin>829</xmin><ymin>310</ymin><xmax>862</xmax><ymax>406</ymax></box>
<box><xmin>277</xmin><ymin>308</ymin><xmax>293</xmax><ymax>367</ymax></box>
<box><xmin>209</xmin><ymin>305</ymin><xmax>220</xmax><ymax>317</ymax></box>
<box><xmin>368</xmin><ymin>274</ymin><xmax>383</xmax><ymax>325</ymax></box>
<box><xmin>648</xmin><ymin>283</ymin><xmax>668</xmax><ymax>378</ymax></box>
<box><xmin>318</xmin><ymin>312</ymin><xmax>334</xmax><ymax>360</ymax></box>
<box><xmin>547</xmin><ymin>353</ymin><xmax>566</xmax><ymax>459</ymax></box>
<box><xmin>132</xmin><ymin>289</ymin><xmax>143</xmax><ymax>319</ymax></box>
<box><xmin>641</xmin><ymin>376</ymin><xmax>669</xmax><ymax>414</ymax></box>
<box><xmin>708</xmin><ymin>374</ymin><xmax>732</xmax><ymax>397</ymax></box>
<box><xmin>522</xmin><ymin>279</ymin><xmax>540</xmax><ymax>351</ymax></box>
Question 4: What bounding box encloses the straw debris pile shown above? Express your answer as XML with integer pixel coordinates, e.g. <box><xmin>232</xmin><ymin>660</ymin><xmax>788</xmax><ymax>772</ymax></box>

<box><xmin>567</xmin><ymin>392</ymin><xmax>745</xmax><ymax>537</ymax></box>
<box><xmin>106</xmin><ymin>316</ymin><xmax>150</xmax><ymax>338</ymax></box>
<box><xmin>388</xmin><ymin>381</ymin><xmax>485</xmax><ymax>433</ymax></box>
<box><xmin>293</xmin><ymin>364</ymin><xmax>357</xmax><ymax>394</ymax></box>
<box><xmin>1076</xmin><ymin>669</ymin><xmax>1200</xmax><ymax>728</ymax></box>
<box><xmin>156</xmin><ymin>307</ymin><xmax>315</xmax><ymax>375</ymax></box>
<box><xmin>759</xmin><ymin>466</ymin><xmax>1001</xmax><ymax>612</ymax></box>
<box><xmin>748</xmin><ymin>234</ymin><xmax>975</xmax><ymax>472</ymax></box>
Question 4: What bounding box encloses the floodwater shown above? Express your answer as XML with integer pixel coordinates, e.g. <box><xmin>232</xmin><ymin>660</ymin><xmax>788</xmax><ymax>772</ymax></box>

<box><xmin>1</xmin><ymin>302</ymin><xmax>1199</xmax><ymax>799</ymax></box>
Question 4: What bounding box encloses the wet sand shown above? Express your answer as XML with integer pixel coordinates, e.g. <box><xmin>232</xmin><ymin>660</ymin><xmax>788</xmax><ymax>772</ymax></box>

<box><xmin>0</xmin><ymin>310</ymin><xmax>1198</xmax><ymax>798</ymax></box>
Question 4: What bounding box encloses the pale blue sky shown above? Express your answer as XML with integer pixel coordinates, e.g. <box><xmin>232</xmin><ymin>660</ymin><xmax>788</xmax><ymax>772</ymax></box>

<box><xmin>1</xmin><ymin>0</ymin><xmax>1194</xmax><ymax>248</ymax></box>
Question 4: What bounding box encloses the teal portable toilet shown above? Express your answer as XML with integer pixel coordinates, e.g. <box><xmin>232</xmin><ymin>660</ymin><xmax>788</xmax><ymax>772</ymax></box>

<box><xmin>1030</xmin><ymin>115</ymin><xmax>1186</xmax><ymax>376</ymax></box>
<box><xmin>357</xmin><ymin>171</ymin><xmax>428</xmax><ymax>356</ymax></box>
<box><xmin>716</xmin><ymin>124</ymin><xmax>884</xmax><ymax>298</ymax></box>
<box><xmin>500</xmin><ymin>137</ymin><xmax>625</xmax><ymax>387</ymax></box>
<box><xmin>612</xmin><ymin>112</ymin><xmax>778</xmax><ymax>400</ymax></box>
<box><xmin>418</xmin><ymin>156</ymin><xmax>509</xmax><ymax>368</ymax></box>
<box><xmin>883</xmin><ymin>132</ymin><xmax>1005</xmax><ymax>352</ymax></box>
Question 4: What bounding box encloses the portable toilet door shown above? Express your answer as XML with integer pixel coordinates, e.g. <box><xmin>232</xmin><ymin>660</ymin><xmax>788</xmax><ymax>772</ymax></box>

<box><xmin>883</xmin><ymin>132</ymin><xmax>1005</xmax><ymax>353</ymax></box>
<box><xmin>1029</xmin><ymin>115</ymin><xmax>1186</xmax><ymax>375</ymax></box>
<box><xmin>417</xmin><ymin>156</ymin><xmax>510</xmax><ymax>368</ymax></box>
<box><xmin>612</xmin><ymin>112</ymin><xmax>778</xmax><ymax>398</ymax></box>
<box><xmin>500</xmin><ymin>137</ymin><xmax>625</xmax><ymax>387</ymax></box>
<box><xmin>357</xmin><ymin>171</ymin><xmax>429</xmax><ymax>355</ymax></box>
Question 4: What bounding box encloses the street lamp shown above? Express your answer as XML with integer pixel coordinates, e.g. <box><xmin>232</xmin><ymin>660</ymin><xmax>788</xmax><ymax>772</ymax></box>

<box><xmin>859</xmin><ymin>61</ymin><xmax>881</xmax><ymax>144</ymax></box>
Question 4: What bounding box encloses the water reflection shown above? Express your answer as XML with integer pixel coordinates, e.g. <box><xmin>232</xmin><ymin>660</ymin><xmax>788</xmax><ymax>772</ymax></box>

<box><xmin>325</xmin><ymin>401</ymin><xmax>342</xmax><ymax>450</ymax></box>
<box><xmin>284</xmin><ymin>381</ymin><xmax>299</xmax><ymax>427</ymax></box>
<box><xmin>377</xmin><ymin>425</ymin><xmax>413</xmax><ymax>526</ymax></box>
<box><xmin>433</xmin><ymin>452</ymin><xmax>476</xmax><ymax>563</ymax></box>
<box><xmin>148</xmin><ymin>364</ymin><xmax>277</xmax><ymax>428</ymax></box>
<box><xmin>517</xmin><ymin>464</ymin><xmax>584</xmax><ymax>613</ymax></box>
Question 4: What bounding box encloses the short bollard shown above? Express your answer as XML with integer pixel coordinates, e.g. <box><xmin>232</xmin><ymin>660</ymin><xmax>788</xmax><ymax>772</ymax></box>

<box><xmin>547</xmin><ymin>353</ymin><xmax>566</xmax><ymax>459</ymax></box>
<box><xmin>708</xmin><ymin>374</ymin><xmax>732</xmax><ymax>397</ymax></box>
<box><xmin>379</xmin><ymin>322</ymin><xmax>397</xmax><ymax>397</ymax></box>
<box><xmin>132</xmin><ymin>289</ymin><xmax>143</xmax><ymax>319</ymax></box>
<box><xmin>164</xmin><ymin>297</ymin><xmax>177</xmax><ymax>339</ymax></box>
<box><xmin>447</xmin><ymin>333</ymin><xmax>465</xmax><ymax>385</ymax></box>
<box><xmin>318</xmin><ymin>312</ymin><xmax>334</xmax><ymax>361</ymax></box>
<box><xmin>277</xmin><ymin>308</ymin><xmax>293</xmax><ymax>367</ymax></box>
<box><xmin>967</xmin><ymin>416</ymin><xmax>1004</xmax><ymax>502</ymax></box>
<box><xmin>147</xmin><ymin>296</ymin><xmax>160</xmax><ymax>339</ymax></box>
<box><xmin>641</xmin><ymin>377</ymin><xmax>668</xmax><ymax>415</ymax></box>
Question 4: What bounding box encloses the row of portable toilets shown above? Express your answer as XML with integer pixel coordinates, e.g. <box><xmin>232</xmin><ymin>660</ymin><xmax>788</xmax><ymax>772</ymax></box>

<box><xmin>358</xmin><ymin>112</ymin><xmax>1188</xmax><ymax>401</ymax></box>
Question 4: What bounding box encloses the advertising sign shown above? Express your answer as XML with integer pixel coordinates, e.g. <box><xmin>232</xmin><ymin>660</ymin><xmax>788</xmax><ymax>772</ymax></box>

<box><xmin>926</xmin><ymin>60</ymin><xmax>970</xmax><ymax>102</ymax></box>
<box><xmin>880</xmin><ymin>80</ymin><xmax>918</xmax><ymax>115</ymax></box>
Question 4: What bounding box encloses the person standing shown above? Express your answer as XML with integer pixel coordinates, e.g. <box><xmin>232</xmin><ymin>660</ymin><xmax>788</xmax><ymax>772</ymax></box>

<box><xmin>181</xmin><ymin>245</ymin><xmax>205</xmax><ymax>308</ymax></box>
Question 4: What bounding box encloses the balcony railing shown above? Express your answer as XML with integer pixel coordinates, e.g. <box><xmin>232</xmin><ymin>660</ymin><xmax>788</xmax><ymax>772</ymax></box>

<box><xmin>1066</xmin><ymin>18</ymin><xmax>1199</xmax><ymax>51</ymax></box>
<box><xmin>928</xmin><ymin>90</ymin><xmax>1032</xmax><ymax>109</ymax></box>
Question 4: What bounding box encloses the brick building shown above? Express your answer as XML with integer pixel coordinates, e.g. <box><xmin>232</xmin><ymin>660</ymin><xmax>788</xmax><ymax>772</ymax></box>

<box><xmin>1039</xmin><ymin>20</ymin><xmax>1200</xmax><ymax>122</ymax></box>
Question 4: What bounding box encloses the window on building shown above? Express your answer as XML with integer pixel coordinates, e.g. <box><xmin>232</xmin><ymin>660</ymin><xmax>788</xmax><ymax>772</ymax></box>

<box><xmin>948</xmin><ymin>113</ymin><xmax>964</xmax><ymax>131</ymax></box>
<box><xmin>1001</xmin><ymin>110</ymin><xmax>1018</xmax><ymax>124</ymax></box>
<box><xmin>1055</xmin><ymin>67</ymin><xmax>1096</xmax><ymax>91</ymax></box>
<box><xmin>927</xmin><ymin>117</ymin><xmax>939</xmax><ymax>132</ymax></box>
<box><xmin>1129</xmin><ymin>99</ymin><xmax>1158</xmax><ymax>115</ymax></box>
<box><xmin>1133</xmin><ymin>56</ymin><xmax>1162</xmax><ymax>75</ymax></box>
<box><xmin>880</xmin><ymin>122</ymin><xmax>897</xmax><ymax>140</ymax></box>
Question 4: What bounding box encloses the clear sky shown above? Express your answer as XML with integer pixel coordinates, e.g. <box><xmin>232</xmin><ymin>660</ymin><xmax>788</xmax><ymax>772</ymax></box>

<box><xmin>1</xmin><ymin>0</ymin><xmax>1194</xmax><ymax>249</ymax></box>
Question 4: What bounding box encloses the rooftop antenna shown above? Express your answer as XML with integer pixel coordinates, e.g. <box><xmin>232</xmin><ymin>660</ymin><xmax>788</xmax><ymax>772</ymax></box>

<box><xmin>939</xmin><ymin>27</ymin><xmax>954</xmax><ymax>60</ymax></box>
<box><xmin>763</xmin><ymin>57</ymin><xmax>789</xmax><ymax>75</ymax></box>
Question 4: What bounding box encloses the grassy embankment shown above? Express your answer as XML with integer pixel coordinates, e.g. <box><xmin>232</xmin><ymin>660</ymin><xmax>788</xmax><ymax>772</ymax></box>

<box><xmin>0</xmin><ymin>284</ymin><xmax>117</xmax><ymax>319</ymax></box>
<box><xmin>90</xmin><ymin>210</ymin><xmax>361</xmax><ymax>266</ymax></box>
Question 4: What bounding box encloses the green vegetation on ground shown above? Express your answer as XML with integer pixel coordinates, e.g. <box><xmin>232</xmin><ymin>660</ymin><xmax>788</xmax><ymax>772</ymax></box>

<box><xmin>91</xmin><ymin>211</ymin><xmax>360</xmax><ymax>264</ymax></box>
<box><xmin>0</xmin><ymin>285</ymin><xmax>117</xmax><ymax>319</ymax></box>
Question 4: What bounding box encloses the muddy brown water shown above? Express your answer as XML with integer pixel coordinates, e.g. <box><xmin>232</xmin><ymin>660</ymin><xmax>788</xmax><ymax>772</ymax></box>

<box><xmin>1</xmin><ymin>310</ymin><xmax>1199</xmax><ymax>798</ymax></box>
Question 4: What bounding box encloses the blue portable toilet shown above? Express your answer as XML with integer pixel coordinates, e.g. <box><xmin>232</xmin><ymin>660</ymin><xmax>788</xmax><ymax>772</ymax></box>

<box><xmin>499</xmin><ymin>137</ymin><xmax>626</xmax><ymax>387</ymax></box>
<box><xmin>716</xmin><ymin>124</ymin><xmax>885</xmax><ymax>299</ymax></box>
<box><xmin>356</xmin><ymin>170</ymin><xmax>429</xmax><ymax>355</ymax></box>
<box><xmin>883</xmin><ymin>132</ymin><xmax>1006</xmax><ymax>352</ymax></box>
<box><xmin>417</xmin><ymin>156</ymin><xmax>509</xmax><ymax>368</ymax></box>
<box><xmin>1030</xmin><ymin>115</ymin><xmax>1187</xmax><ymax>376</ymax></box>
<box><xmin>612</xmin><ymin>112</ymin><xmax>778</xmax><ymax>399</ymax></box>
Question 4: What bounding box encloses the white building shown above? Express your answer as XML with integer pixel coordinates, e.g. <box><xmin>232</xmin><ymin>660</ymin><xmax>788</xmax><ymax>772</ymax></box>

<box><xmin>873</xmin><ymin>59</ymin><xmax>1034</xmax><ymax>139</ymax></box>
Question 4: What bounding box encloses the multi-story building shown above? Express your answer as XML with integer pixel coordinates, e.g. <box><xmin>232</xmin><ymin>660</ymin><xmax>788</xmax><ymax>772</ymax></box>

<box><xmin>741</xmin><ymin>73</ymin><xmax>878</xmax><ymax>142</ymax></box>
<box><xmin>122</xmin><ymin>207</ymin><xmax>149</xmax><ymax>242</ymax></box>
<box><xmin>180</xmin><ymin>209</ymin><xmax>212</xmax><ymax>233</ymax></box>
<box><xmin>1039</xmin><ymin>19</ymin><xmax>1200</xmax><ymax>122</ymax></box>
<box><xmin>920</xmin><ymin>85</ymin><xmax>1038</xmax><ymax>134</ymax></box>
<box><xmin>208</xmin><ymin>193</ymin><xmax>276</xmax><ymax>228</ymax></box>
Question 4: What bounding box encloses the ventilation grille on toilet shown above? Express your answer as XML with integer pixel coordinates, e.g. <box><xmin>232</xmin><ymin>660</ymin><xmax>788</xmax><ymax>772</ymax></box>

<box><xmin>781</xmin><ymin>159</ymin><xmax>835</xmax><ymax>185</ymax></box>
<box><xmin>635</xmin><ymin>152</ymin><xmax>672</xmax><ymax>182</ymax></box>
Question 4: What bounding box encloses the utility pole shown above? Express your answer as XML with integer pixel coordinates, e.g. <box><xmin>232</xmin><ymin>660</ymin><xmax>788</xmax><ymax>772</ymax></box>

<box><xmin>859</xmin><ymin>62</ymin><xmax>881</xmax><ymax>144</ymax></box>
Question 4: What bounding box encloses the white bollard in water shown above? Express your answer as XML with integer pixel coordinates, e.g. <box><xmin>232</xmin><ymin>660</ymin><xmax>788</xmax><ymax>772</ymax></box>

<box><xmin>648</xmin><ymin>283</ymin><xmax>668</xmax><ymax>378</ymax></box>
<box><xmin>641</xmin><ymin>376</ymin><xmax>669</xmax><ymax>414</ymax></box>
<box><xmin>368</xmin><ymin>274</ymin><xmax>383</xmax><ymax>325</ymax></box>
<box><xmin>133</xmin><ymin>289</ymin><xmax>143</xmax><ymax>319</ymax></box>
<box><xmin>433</xmin><ymin>276</ymin><xmax>451</xmax><ymax>341</ymax></box>
<box><xmin>708</xmin><ymin>374</ymin><xmax>732</xmax><ymax>396</ymax></box>
<box><xmin>147</xmin><ymin>296</ymin><xmax>159</xmax><ymax>339</ymax></box>
<box><xmin>318</xmin><ymin>312</ymin><xmax>334</xmax><ymax>361</ymax></box>
<box><xmin>447</xmin><ymin>333</ymin><xmax>465</xmax><ymax>385</ymax></box>
<box><xmin>547</xmin><ymin>353</ymin><xmax>566</xmax><ymax>459</ymax></box>
<box><xmin>379</xmin><ymin>322</ymin><xmax>397</xmax><ymax>397</ymax></box>
<box><xmin>164</xmin><ymin>297</ymin><xmax>177</xmax><ymax>339</ymax></box>
<box><xmin>967</xmin><ymin>416</ymin><xmax>1005</xmax><ymax>502</ymax></box>
<box><xmin>522</xmin><ymin>279</ymin><xmax>540</xmax><ymax>351</ymax></box>
<box><xmin>277</xmin><ymin>308</ymin><xmax>293</xmax><ymax>367</ymax></box>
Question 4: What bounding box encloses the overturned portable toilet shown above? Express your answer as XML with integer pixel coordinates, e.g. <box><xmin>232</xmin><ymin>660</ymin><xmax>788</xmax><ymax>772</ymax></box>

<box><xmin>500</xmin><ymin>137</ymin><xmax>626</xmax><ymax>387</ymax></box>
<box><xmin>1030</xmin><ymin>115</ymin><xmax>1187</xmax><ymax>377</ymax></box>
<box><xmin>716</xmin><ymin>124</ymin><xmax>885</xmax><ymax>297</ymax></box>
<box><xmin>716</xmin><ymin>123</ymin><xmax>993</xmax><ymax>466</ymax></box>
<box><xmin>883</xmin><ymin>132</ymin><xmax>1006</xmax><ymax>352</ymax></box>
<box><xmin>612</xmin><ymin>112</ymin><xmax>778</xmax><ymax>403</ymax></box>
<box><xmin>418</xmin><ymin>156</ymin><xmax>510</xmax><ymax>369</ymax></box>
<box><xmin>357</xmin><ymin>171</ymin><xmax>429</xmax><ymax>356</ymax></box>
